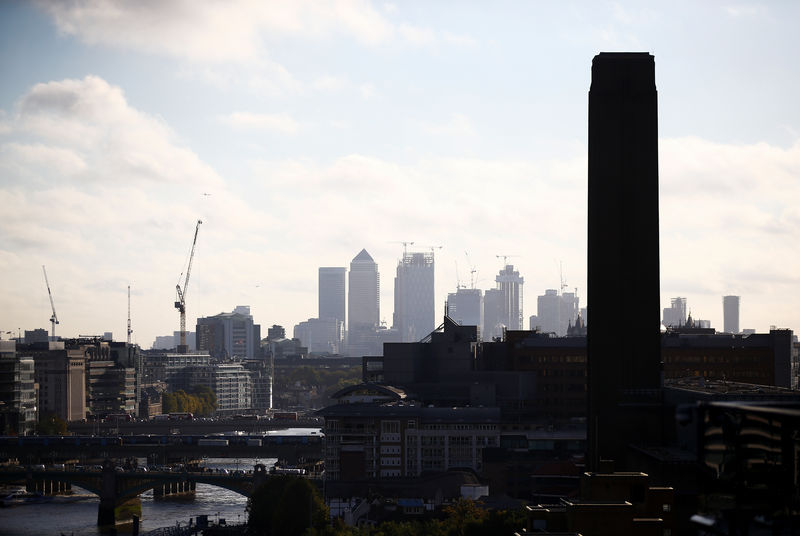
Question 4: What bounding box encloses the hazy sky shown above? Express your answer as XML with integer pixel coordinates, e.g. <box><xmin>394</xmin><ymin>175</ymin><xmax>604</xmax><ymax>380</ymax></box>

<box><xmin>1</xmin><ymin>1</ymin><xmax>799</xmax><ymax>347</ymax></box>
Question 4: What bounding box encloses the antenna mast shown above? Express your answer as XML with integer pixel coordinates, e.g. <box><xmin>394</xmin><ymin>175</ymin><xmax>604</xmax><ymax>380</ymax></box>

<box><xmin>127</xmin><ymin>285</ymin><xmax>132</xmax><ymax>345</ymax></box>
<box><xmin>42</xmin><ymin>265</ymin><xmax>59</xmax><ymax>341</ymax></box>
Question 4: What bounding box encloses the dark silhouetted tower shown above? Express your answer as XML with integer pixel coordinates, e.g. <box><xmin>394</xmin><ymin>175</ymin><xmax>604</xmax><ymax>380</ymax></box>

<box><xmin>587</xmin><ymin>53</ymin><xmax>662</xmax><ymax>470</ymax></box>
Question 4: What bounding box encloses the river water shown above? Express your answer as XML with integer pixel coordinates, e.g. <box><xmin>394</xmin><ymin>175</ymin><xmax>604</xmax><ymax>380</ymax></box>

<box><xmin>0</xmin><ymin>457</ymin><xmax>277</xmax><ymax>536</ymax></box>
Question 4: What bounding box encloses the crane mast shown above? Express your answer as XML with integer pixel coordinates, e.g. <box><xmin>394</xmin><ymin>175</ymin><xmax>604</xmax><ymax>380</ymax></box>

<box><xmin>175</xmin><ymin>219</ymin><xmax>202</xmax><ymax>354</ymax></box>
<box><xmin>42</xmin><ymin>265</ymin><xmax>59</xmax><ymax>341</ymax></box>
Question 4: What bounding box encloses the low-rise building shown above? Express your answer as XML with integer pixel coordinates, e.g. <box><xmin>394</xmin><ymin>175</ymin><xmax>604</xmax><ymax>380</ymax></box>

<box><xmin>318</xmin><ymin>385</ymin><xmax>500</xmax><ymax>481</ymax></box>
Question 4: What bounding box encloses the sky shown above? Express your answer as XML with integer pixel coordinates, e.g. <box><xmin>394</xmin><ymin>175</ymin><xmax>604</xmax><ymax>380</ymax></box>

<box><xmin>1</xmin><ymin>1</ymin><xmax>799</xmax><ymax>347</ymax></box>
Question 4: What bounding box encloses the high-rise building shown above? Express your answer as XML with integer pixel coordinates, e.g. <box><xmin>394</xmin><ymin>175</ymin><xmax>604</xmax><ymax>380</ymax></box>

<box><xmin>293</xmin><ymin>317</ymin><xmax>344</xmax><ymax>355</ymax></box>
<box><xmin>196</xmin><ymin>307</ymin><xmax>261</xmax><ymax>359</ymax></box>
<box><xmin>662</xmin><ymin>297</ymin><xmax>687</xmax><ymax>328</ymax></box>
<box><xmin>447</xmin><ymin>287</ymin><xmax>483</xmax><ymax>331</ymax></box>
<box><xmin>496</xmin><ymin>265</ymin><xmax>524</xmax><ymax>331</ymax></box>
<box><xmin>319</xmin><ymin>267</ymin><xmax>346</xmax><ymax>326</ymax></box>
<box><xmin>536</xmin><ymin>289</ymin><xmax>580</xmax><ymax>336</ymax></box>
<box><xmin>348</xmin><ymin>249</ymin><xmax>380</xmax><ymax>356</ymax></box>
<box><xmin>393</xmin><ymin>251</ymin><xmax>435</xmax><ymax>342</ymax></box>
<box><xmin>723</xmin><ymin>295</ymin><xmax>740</xmax><ymax>334</ymax></box>
<box><xmin>587</xmin><ymin>53</ymin><xmax>662</xmax><ymax>470</ymax></box>
<box><xmin>483</xmin><ymin>288</ymin><xmax>505</xmax><ymax>341</ymax></box>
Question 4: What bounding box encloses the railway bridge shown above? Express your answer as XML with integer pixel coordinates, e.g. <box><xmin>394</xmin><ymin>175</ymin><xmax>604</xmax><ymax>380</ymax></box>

<box><xmin>0</xmin><ymin>462</ymin><xmax>312</xmax><ymax>526</ymax></box>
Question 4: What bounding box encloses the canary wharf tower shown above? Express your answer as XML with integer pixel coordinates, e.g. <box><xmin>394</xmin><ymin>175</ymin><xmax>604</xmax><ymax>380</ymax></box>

<box><xmin>587</xmin><ymin>53</ymin><xmax>662</xmax><ymax>470</ymax></box>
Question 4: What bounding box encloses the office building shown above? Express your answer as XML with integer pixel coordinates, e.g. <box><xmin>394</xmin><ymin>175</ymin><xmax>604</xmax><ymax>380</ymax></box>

<box><xmin>662</xmin><ymin>297</ymin><xmax>687</xmax><ymax>328</ymax></box>
<box><xmin>723</xmin><ymin>295</ymin><xmax>740</xmax><ymax>334</ymax></box>
<box><xmin>587</xmin><ymin>53</ymin><xmax>662</xmax><ymax>469</ymax></box>
<box><xmin>393</xmin><ymin>251</ymin><xmax>435</xmax><ymax>342</ymax></box>
<box><xmin>319</xmin><ymin>267</ymin><xmax>347</xmax><ymax>326</ymax></box>
<box><xmin>496</xmin><ymin>265</ymin><xmax>524</xmax><ymax>331</ymax></box>
<box><xmin>483</xmin><ymin>288</ymin><xmax>505</xmax><ymax>341</ymax></box>
<box><xmin>319</xmin><ymin>393</ymin><xmax>500</xmax><ymax>480</ymax></box>
<box><xmin>536</xmin><ymin>289</ymin><xmax>580</xmax><ymax>336</ymax></box>
<box><xmin>24</xmin><ymin>329</ymin><xmax>49</xmax><ymax>344</ymax></box>
<box><xmin>0</xmin><ymin>341</ymin><xmax>37</xmax><ymax>436</ymax></box>
<box><xmin>347</xmin><ymin>249</ymin><xmax>380</xmax><ymax>356</ymax></box>
<box><xmin>446</xmin><ymin>287</ymin><xmax>483</xmax><ymax>332</ymax></box>
<box><xmin>293</xmin><ymin>317</ymin><xmax>344</xmax><ymax>355</ymax></box>
<box><xmin>169</xmin><ymin>363</ymin><xmax>253</xmax><ymax>415</ymax></box>
<box><xmin>196</xmin><ymin>307</ymin><xmax>261</xmax><ymax>359</ymax></box>
<box><xmin>27</xmin><ymin>341</ymin><xmax>86</xmax><ymax>422</ymax></box>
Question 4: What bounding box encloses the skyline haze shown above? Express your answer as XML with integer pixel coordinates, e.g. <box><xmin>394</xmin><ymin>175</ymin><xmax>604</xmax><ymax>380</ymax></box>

<box><xmin>1</xmin><ymin>2</ymin><xmax>799</xmax><ymax>346</ymax></box>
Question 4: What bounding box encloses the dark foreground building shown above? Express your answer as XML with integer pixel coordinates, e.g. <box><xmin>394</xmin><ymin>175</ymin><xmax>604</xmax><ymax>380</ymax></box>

<box><xmin>587</xmin><ymin>52</ymin><xmax>663</xmax><ymax>471</ymax></box>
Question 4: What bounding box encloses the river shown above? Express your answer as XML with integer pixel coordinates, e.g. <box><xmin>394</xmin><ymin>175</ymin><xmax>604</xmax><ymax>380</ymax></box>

<box><xmin>0</xmin><ymin>457</ymin><xmax>277</xmax><ymax>536</ymax></box>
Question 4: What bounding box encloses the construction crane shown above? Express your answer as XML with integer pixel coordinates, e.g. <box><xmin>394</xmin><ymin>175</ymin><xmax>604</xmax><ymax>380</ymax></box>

<box><xmin>465</xmin><ymin>251</ymin><xmax>477</xmax><ymax>289</ymax></box>
<box><xmin>495</xmin><ymin>254</ymin><xmax>518</xmax><ymax>267</ymax></box>
<box><xmin>389</xmin><ymin>241</ymin><xmax>415</xmax><ymax>256</ymax></box>
<box><xmin>175</xmin><ymin>219</ymin><xmax>202</xmax><ymax>354</ymax></box>
<box><xmin>127</xmin><ymin>285</ymin><xmax>133</xmax><ymax>345</ymax></box>
<box><xmin>42</xmin><ymin>265</ymin><xmax>59</xmax><ymax>341</ymax></box>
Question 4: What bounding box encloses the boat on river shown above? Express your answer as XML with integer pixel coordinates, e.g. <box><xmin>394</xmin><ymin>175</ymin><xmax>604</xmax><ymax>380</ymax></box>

<box><xmin>1</xmin><ymin>490</ymin><xmax>54</xmax><ymax>507</ymax></box>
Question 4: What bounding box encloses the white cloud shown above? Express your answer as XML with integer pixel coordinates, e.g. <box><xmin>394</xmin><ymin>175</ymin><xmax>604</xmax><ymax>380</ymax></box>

<box><xmin>724</xmin><ymin>4</ymin><xmax>763</xmax><ymax>18</ymax></box>
<box><xmin>7</xmin><ymin>76</ymin><xmax>222</xmax><ymax>188</ymax></box>
<box><xmin>659</xmin><ymin>136</ymin><xmax>800</xmax><ymax>329</ymax></box>
<box><xmin>419</xmin><ymin>113</ymin><xmax>476</xmax><ymax>137</ymax></box>
<box><xmin>220</xmin><ymin>112</ymin><xmax>301</xmax><ymax>134</ymax></box>
<box><xmin>36</xmin><ymin>0</ymin><xmax>468</xmax><ymax>61</ymax></box>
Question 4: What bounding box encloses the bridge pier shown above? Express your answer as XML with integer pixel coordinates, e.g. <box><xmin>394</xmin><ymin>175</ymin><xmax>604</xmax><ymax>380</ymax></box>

<box><xmin>97</xmin><ymin>460</ymin><xmax>142</xmax><ymax>527</ymax></box>
<box><xmin>153</xmin><ymin>479</ymin><xmax>195</xmax><ymax>498</ymax></box>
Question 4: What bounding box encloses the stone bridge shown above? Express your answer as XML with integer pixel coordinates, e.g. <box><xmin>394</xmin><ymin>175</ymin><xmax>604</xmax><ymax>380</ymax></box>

<box><xmin>0</xmin><ymin>461</ymin><xmax>279</xmax><ymax>526</ymax></box>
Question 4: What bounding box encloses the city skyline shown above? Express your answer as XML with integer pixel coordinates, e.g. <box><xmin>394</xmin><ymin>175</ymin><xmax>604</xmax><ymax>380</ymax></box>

<box><xmin>1</xmin><ymin>2</ymin><xmax>799</xmax><ymax>346</ymax></box>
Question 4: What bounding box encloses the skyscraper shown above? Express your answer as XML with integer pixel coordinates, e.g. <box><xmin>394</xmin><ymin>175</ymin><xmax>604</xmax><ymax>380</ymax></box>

<box><xmin>723</xmin><ymin>295</ymin><xmax>740</xmax><ymax>334</ymax></box>
<box><xmin>319</xmin><ymin>267</ymin><xmax>346</xmax><ymax>326</ymax></box>
<box><xmin>347</xmin><ymin>249</ymin><xmax>380</xmax><ymax>356</ymax></box>
<box><xmin>393</xmin><ymin>251</ymin><xmax>435</xmax><ymax>342</ymax></box>
<box><xmin>587</xmin><ymin>53</ymin><xmax>662</xmax><ymax>470</ymax></box>
<box><xmin>496</xmin><ymin>265</ymin><xmax>524</xmax><ymax>331</ymax></box>
<box><xmin>536</xmin><ymin>289</ymin><xmax>580</xmax><ymax>336</ymax></box>
<box><xmin>483</xmin><ymin>288</ymin><xmax>504</xmax><ymax>341</ymax></box>
<box><xmin>662</xmin><ymin>297</ymin><xmax>687</xmax><ymax>328</ymax></box>
<box><xmin>447</xmin><ymin>287</ymin><xmax>483</xmax><ymax>332</ymax></box>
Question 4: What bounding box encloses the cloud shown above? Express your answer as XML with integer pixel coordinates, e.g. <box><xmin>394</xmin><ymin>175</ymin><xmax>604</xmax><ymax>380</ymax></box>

<box><xmin>0</xmin><ymin>75</ymin><xmax>264</xmax><ymax>344</ymax></box>
<box><xmin>724</xmin><ymin>4</ymin><xmax>763</xmax><ymax>18</ymax></box>
<box><xmin>220</xmin><ymin>112</ymin><xmax>301</xmax><ymax>134</ymax></box>
<box><xmin>36</xmin><ymin>0</ymin><xmax>470</xmax><ymax>62</ymax></box>
<box><xmin>419</xmin><ymin>113</ymin><xmax>477</xmax><ymax>137</ymax></box>
<box><xmin>6</xmin><ymin>76</ymin><xmax>222</xmax><ymax>188</ymax></box>
<box><xmin>658</xmin><ymin>135</ymin><xmax>800</xmax><ymax>329</ymax></box>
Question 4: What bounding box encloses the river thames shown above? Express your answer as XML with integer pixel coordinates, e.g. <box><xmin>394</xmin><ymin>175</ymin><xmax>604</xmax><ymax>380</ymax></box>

<box><xmin>0</xmin><ymin>457</ymin><xmax>277</xmax><ymax>536</ymax></box>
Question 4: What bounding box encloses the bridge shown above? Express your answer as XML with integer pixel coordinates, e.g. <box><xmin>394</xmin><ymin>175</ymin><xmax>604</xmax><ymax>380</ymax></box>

<box><xmin>0</xmin><ymin>462</ymin><xmax>320</xmax><ymax>526</ymax></box>
<box><xmin>0</xmin><ymin>435</ymin><xmax>324</xmax><ymax>465</ymax></box>
<box><xmin>67</xmin><ymin>418</ymin><xmax>322</xmax><ymax>436</ymax></box>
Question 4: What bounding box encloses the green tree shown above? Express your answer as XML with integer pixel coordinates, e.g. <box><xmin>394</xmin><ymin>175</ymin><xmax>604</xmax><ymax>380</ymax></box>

<box><xmin>247</xmin><ymin>476</ymin><xmax>328</xmax><ymax>535</ymax></box>
<box><xmin>162</xmin><ymin>391</ymin><xmax>176</xmax><ymax>413</ymax></box>
<box><xmin>191</xmin><ymin>384</ymin><xmax>217</xmax><ymax>416</ymax></box>
<box><xmin>37</xmin><ymin>413</ymin><xmax>67</xmax><ymax>435</ymax></box>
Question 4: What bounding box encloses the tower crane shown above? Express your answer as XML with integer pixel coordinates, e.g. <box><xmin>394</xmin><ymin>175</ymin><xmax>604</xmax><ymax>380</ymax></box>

<box><xmin>389</xmin><ymin>241</ymin><xmax>415</xmax><ymax>256</ymax></box>
<box><xmin>175</xmin><ymin>219</ymin><xmax>202</xmax><ymax>354</ymax></box>
<box><xmin>465</xmin><ymin>251</ymin><xmax>477</xmax><ymax>289</ymax></box>
<box><xmin>495</xmin><ymin>254</ymin><xmax>518</xmax><ymax>267</ymax></box>
<box><xmin>42</xmin><ymin>265</ymin><xmax>59</xmax><ymax>341</ymax></box>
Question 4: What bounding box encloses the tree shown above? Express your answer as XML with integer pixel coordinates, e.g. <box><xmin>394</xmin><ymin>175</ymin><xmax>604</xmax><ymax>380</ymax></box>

<box><xmin>247</xmin><ymin>476</ymin><xmax>328</xmax><ymax>535</ymax></box>
<box><xmin>37</xmin><ymin>413</ymin><xmax>67</xmax><ymax>435</ymax></box>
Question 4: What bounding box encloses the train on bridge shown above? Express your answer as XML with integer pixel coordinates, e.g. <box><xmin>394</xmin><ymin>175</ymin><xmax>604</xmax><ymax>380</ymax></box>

<box><xmin>0</xmin><ymin>430</ymin><xmax>324</xmax><ymax>450</ymax></box>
